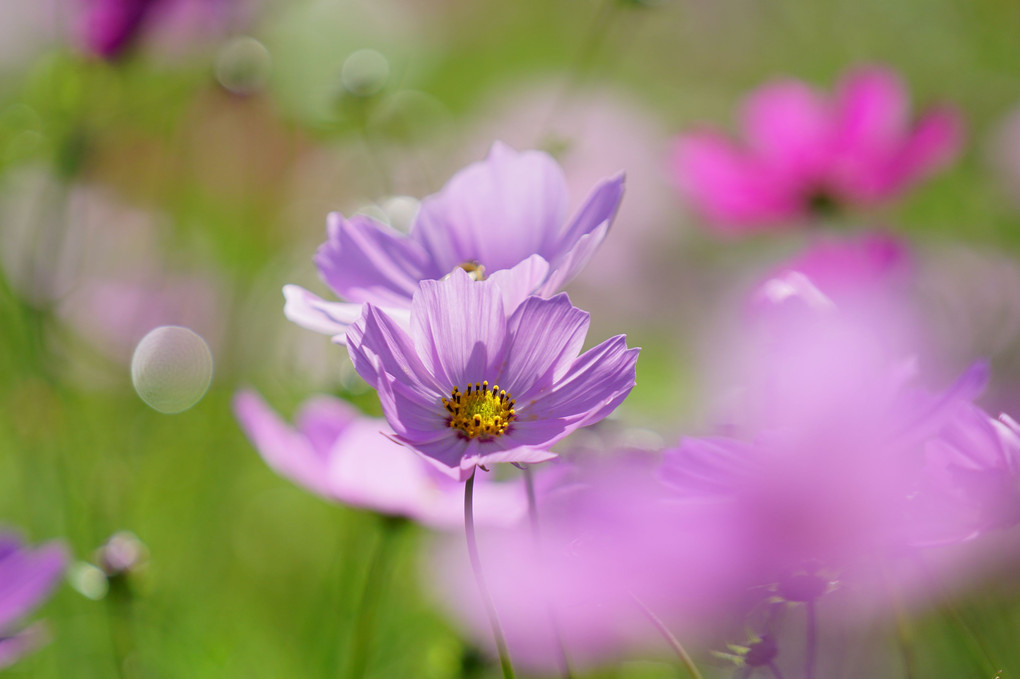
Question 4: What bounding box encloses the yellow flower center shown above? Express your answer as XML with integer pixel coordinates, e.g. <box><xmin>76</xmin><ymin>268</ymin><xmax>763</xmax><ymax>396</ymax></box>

<box><xmin>442</xmin><ymin>380</ymin><xmax>516</xmax><ymax>439</ymax></box>
<box><xmin>458</xmin><ymin>261</ymin><xmax>486</xmax><ymax>281</ymax></box>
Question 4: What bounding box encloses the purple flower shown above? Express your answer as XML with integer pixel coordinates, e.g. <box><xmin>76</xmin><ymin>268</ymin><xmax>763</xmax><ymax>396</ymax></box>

<box><xmin>916</xmin><ymin>402</ymin><xmax>1020</xmax><ymax>543</ymax></box>
<box><xmin>0</xmin><ymin>532</ymin><xmax>67</xmax><ymax>669</ymax></box>
<box><xmin>285</xmin><ymin>142</ymin><xmax>624</xmax><ymax>343</ymax></box>
<box><xmin>233</xmin><ymin>390</ymin><xmax>527</xmax><ymax>527</ymax></box>
<box><xmin>345</xmin><ymin>269</ymin><xmax>639</xmax><ymax>480</ymax></box>
<box><xmin>670</xmin><ymin>66</ymin><xmax>962</xmax><ymax>232</ymax></box>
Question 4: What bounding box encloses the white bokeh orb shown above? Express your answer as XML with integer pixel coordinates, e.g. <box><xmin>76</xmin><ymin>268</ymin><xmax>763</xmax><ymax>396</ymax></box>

<box><xmin>131</xmin><ymin>326</ymin><xmax>213</xmax><ymax>414</ymax></box>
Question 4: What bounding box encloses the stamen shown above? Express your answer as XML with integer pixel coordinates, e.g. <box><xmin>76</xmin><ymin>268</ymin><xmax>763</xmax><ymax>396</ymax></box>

<box><xmin>442</xmin><ymin>381</ymin><xmax>516</xmax><ymax>439</ymax></box>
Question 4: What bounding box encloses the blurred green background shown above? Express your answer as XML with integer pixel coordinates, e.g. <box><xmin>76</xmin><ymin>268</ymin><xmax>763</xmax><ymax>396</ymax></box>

<box><xmin>3</xmin><ymin>0</ymin><xmax>1020</xmax><ymax>677</ymax></box>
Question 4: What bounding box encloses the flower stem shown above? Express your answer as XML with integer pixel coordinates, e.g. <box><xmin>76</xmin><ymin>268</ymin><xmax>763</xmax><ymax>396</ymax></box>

<box><xmin>631</xmin><ymin>594</ymin><xmax>704</xmax><ymax>679</ymax></box>
<box><xmin>804</xmin><ymin>599</ymin><xmax>817</xmax><ymax>679</ymax></box>
<box><xmin>522</xmin><ymin>466</ymin><xmax>574</xmax><ymax>679</ymax></box>
<box><xmin>343</xmin><ymin>516</ymin><xmax>405</xmax><ymax>679</ymax></box>
<box><xmin>464</xmin><ymin>470</ymin><xmax>516</xmax><ymax>679</ymax></box>
<box><xmin>767</xmin><ymin>660</ymin><xmax>787</xmax><ymax>679</ymax></box>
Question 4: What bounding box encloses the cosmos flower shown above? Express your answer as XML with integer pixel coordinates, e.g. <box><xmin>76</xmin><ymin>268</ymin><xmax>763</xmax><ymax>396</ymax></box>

<box><xmin>0</xmin><ymin>532</ymin><xmax>67</xmax><ymax>670</ymax></box>
<box><xmin>345</xmin><ymin>268</ymin><xmax>639</xmax><ymax>480</ymax></box>
<box><xmin>233</xmin><ymin>390</ymin><xmax>527</xmax><ymax>528</ymax></box>
<box><xmin>285</xmin><ymin>142</ymin><xmax>624</xmax><ymax>343</ymax></box>
<box><xmin>429</xmin><ymin>455</ymin><xmax>757</xmax><ymax>673</ymax></box>
<box><xmin>671</xmin><ymin>66</ymin><xmax>962</xmax><ymax>232</ymax></box>
<box><xmin>75</xmin><ymin>0</ymin><xmax>241</xmax><ymax>60</ymax></box>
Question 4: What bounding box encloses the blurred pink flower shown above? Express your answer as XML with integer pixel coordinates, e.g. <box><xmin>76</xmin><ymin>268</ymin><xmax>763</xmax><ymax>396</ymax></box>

<box><xmin>429</xmin><ymin>458</ymin><xmax>755</xmax><ymax>672</ymax></box>
<box><xmin>671</xmin><ymin>66</ymin><xmax>962</xmax><ymax>232</ymax></box>
<box><xmin>233</xmin><ymin>390</ymin><xmax>527</xmax><ymax>529</ymax></box>
<box><xmin>74</xmin><ymin>0</ymin><xmax>245</xmax><ymax>60</ymax></box>
<box><xmin>0</xmin><ymin>532</ymin><xmax>67</xmax><ymax>670</ymax></box>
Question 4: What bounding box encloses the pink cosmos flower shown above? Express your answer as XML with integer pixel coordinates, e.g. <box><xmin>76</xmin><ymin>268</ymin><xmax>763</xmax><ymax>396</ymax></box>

<box><xmin>345</xmin><ymin>269</ymin><xmax>639</xmax><ymax>480</ymax></box>
<box><xmin>284</xmin><ymin>142</ymin><xmax>624</xmax><ymax>344</ymax></box>
<box><xmin>75</xmin><ymin>0</ymin><xmax>241</xmax><ymax>60</ymax></box>
<box><xmin>0</xmin><ymin>532</ymin><xmax>67</xmax><ymax>669</ymax></box>
<box><xmin>429</xmin><ymin>457</ymin><xmax>756</xmax><ymax>672</ymax></box>
<box><xmin>671</xmin><ymin>66</ymin><xmax>962</xmax><ymax>232</ymax></box>
<box><xmin>233</xmin><ymin>390</ymin><xmax>526</xmax><ymax>528</ymax></box>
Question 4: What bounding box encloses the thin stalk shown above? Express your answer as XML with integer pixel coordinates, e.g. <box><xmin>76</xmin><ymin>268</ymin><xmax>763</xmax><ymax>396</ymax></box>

<box><xmin>465</xmin><ymin>470</ymin><xmax>516</xmax><ymax>679</ymax></box>
<box><xmin>631</xmin><ymin>594</ymin><xmax>704</xmax><ymax>679</ymax></box>
<box><xmin>522</xmin><ymin>466</ymin><xmax>573</xmax><ymax>679</ymax></box>
<box><xmin>804</xmin><ymin>600</ymin><xmax>817</xmax><ymax>679</ymax></box>
<box><xmin>342</xmin><ymin>516</ymin><xmax>404</xmax><ymax>679</ymax></box>
<box><xmin>767</xmin><ymin>661</ymin><xmax>787</xmax><ymax>679</ymax></box>
<box><xmin>105</xmin><ymin>576</ymin><xmax>132</xmax><ymax>679</ymax></box>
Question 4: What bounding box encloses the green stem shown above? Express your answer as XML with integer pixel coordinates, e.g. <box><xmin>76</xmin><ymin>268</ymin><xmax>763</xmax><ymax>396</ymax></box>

<box><xmin>105</xmin><ymin>575</ymin><xmax>133</xmax><ymax>679</ymax></box>
<box><xmin>631</xmin><ymin>594</ymin><xmax>704</xmax><ymax>679</ymax></box>
<box><xmin>465</xmin><ymin>470</ymin><xmax>515</xmax><ymax>679</ymax></box>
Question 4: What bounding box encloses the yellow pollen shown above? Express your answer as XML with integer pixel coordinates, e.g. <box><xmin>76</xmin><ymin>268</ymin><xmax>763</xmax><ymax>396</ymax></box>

<box><xmin>441</xmin><ymin>380</ymin><xmax>516</xmax><ymax>439</ymax></box>
<box><xmin>457</xmin><ymin>261</ymin><xmax>486</xmax><ymax>281</ymax></box>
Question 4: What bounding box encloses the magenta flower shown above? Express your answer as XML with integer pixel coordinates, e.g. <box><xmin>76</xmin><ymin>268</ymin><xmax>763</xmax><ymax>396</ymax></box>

<box><xmin>0</xmin><ymin>532</ymin><xmax>67</xmax><ymax>669</ymax></box>
<box><xmin>233</xmin><ymin>390</ymin><xmax>526</xmax><ymax>528</ymax></box>
<box><xmin>345</xmin><ymin>269</ymin><xmax>639</xmax><ymax>480</ymax></box>
<box><xmin>75</xmin><ymin>0</ymin><xmax>238</xmax><ymax>60</ymax></box>
<box><xmin>671</xmin><ymin>66</ymin><xmax>962</xmax><ymax>232</ymax></box>
<box><xmin>78</xmin><ymin>0</ymin><xmax>159</xmax><ymax>58</ymax></box>
<box><xmin>285</xmin><ymin>142</ymin><xmax>624</xmax><ymax>343</ymax></box>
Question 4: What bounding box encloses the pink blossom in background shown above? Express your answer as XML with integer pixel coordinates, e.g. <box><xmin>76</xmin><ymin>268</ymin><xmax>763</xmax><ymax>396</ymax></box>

<box><xmin>429</xmin><ymin>458</ymin><xmax>756</xmax><ymax>673</ymax></box>
<box><xmin>59</xmin><ymin>273</ymin><xmax>225</xmax><ymax>364</ymax></box>
<box><xmin>233</xmin><ymin>390</ymin><xmax>527</xmax><ymax>528</ymax></box>
<box><xmin>74</xmin><ymin>0</ymin><xmax>246</xmax><ymax>60</ymax></box>
<box><xmin>0</xmin><ymin>532</ymin><xmax>67</xmax><ymax>670</ymax></box>
<box><xmin>671</xmin><ymin>66</ymin><xmax>962</xmax><ymax>233</ymax></box>
<box><xmin>746</xmin><ymin>231</ymin><xmax>915</xmax><ymax>334</ymax></box>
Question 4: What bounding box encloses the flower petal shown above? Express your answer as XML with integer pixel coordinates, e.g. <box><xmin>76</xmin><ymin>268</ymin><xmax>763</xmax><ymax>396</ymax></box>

<box><xmin>0</xmin><ymin>542</ymin><xmax>67</xmax><ymax>630</ymax></box>
<box><xmin>529</xmin><ymin>335</ymin><xmax>639</xmax><ymax>426</ymax></box>
<box><xmin>880</xmin><ymin>107</ymin><xmax>963</xmax><ymax>195</ymax></box>
<box><xmin>501</xmin><ymin>293</ymin><xmax>590</xmax><ymax>399</ymax></box>
<box><xmin>832</xmin><ymin>66</ymin><xmax>909</xmax><ymax>155</ymax></box>
<box><xmin>670</xmin><ymin>133</ymin><xmax>801</xmax><ymax>228</ymax></box>
<box><xmin>539</xmin><ymin>174</ymin><xmax>624</xmax><ymax>294</ymax></box>
<box><xmin>486</xmin><ymin>254</ymin><xmax>550</xmax><ymax>313</ymax></box>
<box><xmin>315</xmin><ymin>212</ymin><xmax>434</xmax><ymax>307</ymax></box>
<box><xmin>282</xmin><ymin>284</ymin><xmax>363</xmax><ymax>339</ymax></box>
<box><xmin>412</xmin><ymin>142</ymin><xmax>569</xmax><ymax>273</ymax></box>
<box><xmin>347</xmin><ymin>303</ymin><xmax>443</xmax><ymax>397</ymax></box>
<box><xmin>410</xmin><ymin>270</ymin><xmax>508</xmax><ymax>390</ymax></box>
<box><xmin>233</xmin><ymin>390</ymin><xmax>341</xmax><ymax>498</ymax></box>
<box><xmin>742</xmin><ymin>79</ymin><xmax>831</xmax><ymax>180</ymax></box>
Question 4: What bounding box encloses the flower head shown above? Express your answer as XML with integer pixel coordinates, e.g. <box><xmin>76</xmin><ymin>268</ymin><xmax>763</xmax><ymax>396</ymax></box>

<box><xmin>285</xmin><ymin>142</ymin><xmax>624</xmax><ymax>343</ymax></box>
<box><xmin>671</xmin><ymin>66</ymin><xmax>962</xmax><ymax>232</ymax></box>
<box><xmin>345</xmin><ymin>269</ymin><xmax>639</xmax><ymax>480</ymax></box>
<box><xmin>233</xmin><ymin>390</ymin><xmax>526</xmax><ymax>527</ymax></box>
<box><xmin>0</xmin><ymin>532</ymin><xmax>67</xmax><ymax>669</ymax></box>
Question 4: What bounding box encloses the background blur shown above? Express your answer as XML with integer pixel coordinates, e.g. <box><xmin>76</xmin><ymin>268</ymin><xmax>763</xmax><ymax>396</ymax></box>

<box><xmin>3</xmin><ymin>0</ymin><xmax>1020</xmax><ymax>677</ymax></box>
